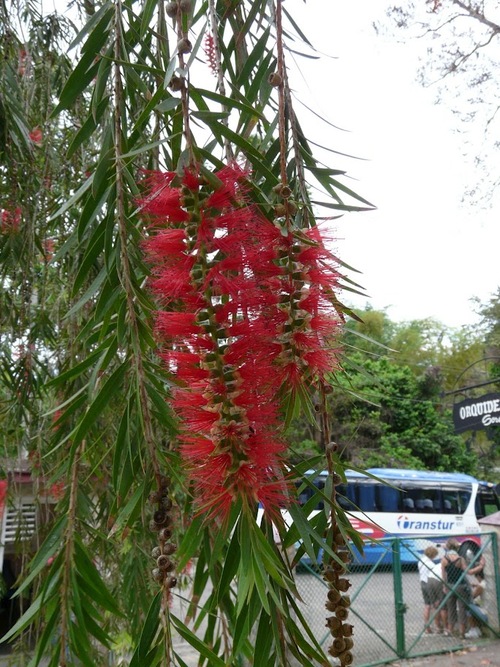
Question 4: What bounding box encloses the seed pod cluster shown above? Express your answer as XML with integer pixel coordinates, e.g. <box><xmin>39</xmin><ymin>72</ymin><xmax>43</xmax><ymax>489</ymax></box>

<box><xmin>324</xmin><ymin>472</ymin><xmax>354</xmax><ymax>666</ymax></box>
<box><xmin>149</xmin><ymin>477</ymin><xmax>177</xmax><ymax>589</ymax></box>
<box><xmin>165</xmin><ymin>0</ymin><xmax>191</xmax><ymax>18</ymax></box>
<box><xmin>272</xmin><ymin>182</ymin><xmax>298</xmax><ymax>221</ymax></box>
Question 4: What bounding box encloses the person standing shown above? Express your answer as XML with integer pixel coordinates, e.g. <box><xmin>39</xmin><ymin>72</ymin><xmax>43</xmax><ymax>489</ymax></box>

<box><xmin>418</xmin><ymin>545</ymin><xmax>444</xmax><ymax>634</ymax></box>
<box><xmin>441</xmin><ymin>538</ymin><xmax>471</xmax><ymax>638</ymax></box>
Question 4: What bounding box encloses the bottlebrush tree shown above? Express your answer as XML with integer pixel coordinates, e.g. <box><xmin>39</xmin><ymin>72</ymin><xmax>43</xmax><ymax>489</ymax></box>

<box><xmin>0</xmin><ymin>0</ymin><xmax>372</xmax><ymax>665</ymax></box>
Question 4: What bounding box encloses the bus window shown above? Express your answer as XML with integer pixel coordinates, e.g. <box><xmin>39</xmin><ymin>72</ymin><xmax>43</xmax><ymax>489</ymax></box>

<box><xmin>376</xmin><ymin>484</ymin><xmax>400</xmax><ymax>512</ymax></box>
<box><xmin>296</xmin><ymin>477</ymin><xmax>325</xmax><ymax>509</ymax></box>
<box><xmin>475</xmin><ymin>488</ymin><xmax>500</xmax><ymax>519</ymax></box>
<box><xmin>457</xmin><ymin>488</ymin><xmax>472</xmax><ymax>513</ymax></box>
<box><xmin>441</xmin><ymin>485</ymin><xmax>472</xmax><ymax>514</ymax></box>
<box><xmin>358</xmin><ymin>482</ymin><xmax>377</xmax><ymax>512</ymax></box>
<box><xmin>337</xmin><ymin>483</ymin><xmax>357</xmax><ymax>511</ymax></box>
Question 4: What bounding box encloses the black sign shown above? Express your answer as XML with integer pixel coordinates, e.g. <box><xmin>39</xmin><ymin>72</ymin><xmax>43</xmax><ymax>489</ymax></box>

<box><xmin>453</xmin><ymin>392</ymin><xmax>500</xmax><ymax>433</ymax></box>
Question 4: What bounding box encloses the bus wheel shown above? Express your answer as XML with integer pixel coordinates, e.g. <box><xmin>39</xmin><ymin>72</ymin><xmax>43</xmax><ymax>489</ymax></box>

<box><xmin>459</xmin><ymin>540</ymin><xmax>479</xmax><ymax>564</ymax></box>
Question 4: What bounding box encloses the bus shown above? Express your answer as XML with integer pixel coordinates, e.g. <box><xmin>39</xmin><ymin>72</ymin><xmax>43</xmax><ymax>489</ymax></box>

<box><xmin>297</xmin><ymin>468</ymin><xmax>500</xmax><ymax>566</ymax></box>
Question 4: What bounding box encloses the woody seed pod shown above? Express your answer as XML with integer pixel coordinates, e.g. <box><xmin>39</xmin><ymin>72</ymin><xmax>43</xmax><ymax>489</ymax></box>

<box><xmin>337</xmin><ymin>578</ymin><xmax>352</xmax><ymax>592</ymax></box>
<box><xmin>274</xmin><ymin>204</ymin><xmax>286</xmax><ymax>217</ymax></box>
<box><xmin>325</xmin><ymin>616</ymin><xmax>342</xmax><ymax>631</ymax></box>
<box><xmin>325</xmin><ymin>600</ymin><xmax>337</xmax><ymax>612</ymax></box>
<box><xmin>323</xmin><ymin>567</ymin><xmax>336</xmax><ymax>582</ymax></box>
<box><xmin>160</xmin><ymin>497</ymin><xmax>173</xmax><ymax>510</ymax></box>
<box><xmin>268</xmin><ymin>72</ymin><xmax>282</xmax><ymax>87</ymax></box>
<box><xmin>286</xmin><ymin>200</ymin><xmax>298</xmax><ymax>215</ymax></box>
<box><xmin>166</xmin><ymin>576</ymin><xmax>177</xmax><ymax>588</ymax></box>
<box><xmin>152</xmin><ymin>509</ymin><xmax>169</xmax><ymax>527</ymax></box>
<box><xmin>331</xmin><ymin>638</ymin><xmax>346</xmax><ymax>653</ymax></box>
<box><xmin>328</xmin><ymin>646</ymin><xmax>342</xmax><ymax>658</ymax></box>
<box><xmin>327</xmin><ymin>588</ymin><xmax>341</xmax><ymax>603</ymax></box>
<box><xmin>159</xmin><ymin>527</ymin><xmax>172</xmax><ymax>541</ymax></box>
<box><xmin>151</xmin><ymin>546</ymin><xmax>162</xmax><ymax>559</ymax></box>
<box><xmin>149</xmin><ymin>519</ymin><xmax>160</xmax><ymax>532</ymax></box>
<box><xmin>179</xmin><ymin>0</ymin><xmax>191</xmax><ymax>11</ymax></box>
<box><xmin>151</xmin><ymin>567</ymin><xmax>164</xmax><ymax>582</ymax></box>
<box><xmin>165</xmin><ymin>2</ymin><xmax>178</xmax><ymax>17</ymax></box>
<box><xmin>332</xmin><ymin>472</ymin><xmax>342</xmax><ymax>485</ymax></box>
<box><xmin>163</xmin><ymin>543</ymin><xmax>177</xmax><ymax>555</ymax></box>
<box><xmin>177</xmin><ymin>38</ymin><xmax>192</xmax><ymax>54</ymax></box>
<box><xmin>343</xmin><ymin>637</ymin><xmax>354</xmax><ymax>650</ymax></box>
<box><xmin>342</xmin><ymin>623</ymin><xmax>354</xmax><ymax>637</ymax></box>
<box><xmin>330</xmin><ymin>559</ymin><xmax>345</xmax><ymax>572</ymax></box>
<box><xmin>157</xmin><ymin>555</ymin><xmax>175</xmax><ymax>572</ymax></box>
<box><xmin>169</xmin><ymin>76</ymin><xmax>184</xmax><ymax>92</ymax></box>
<box><xmin>339</xmin><ymin>650</ymin><xmax>353</xmax><ymax>665</ymax></box>
<box><xmin>335</xmin><ymin>606</ymin><xmax>349</xmax><ymax>621</ymax></box>
<box><xmin>334</xmin><ymin>532</ymin><xmax>346</xmax><ymax>546</ymax></box>
<box><xmin>339</xmin><ymin>595</ymin><xmax>351</xmax><ymax>608</ymax></box>
<box><xmin>326</xmin><ymin>441</ymin><xmax>339</xmax><ymax>452</ymax></box>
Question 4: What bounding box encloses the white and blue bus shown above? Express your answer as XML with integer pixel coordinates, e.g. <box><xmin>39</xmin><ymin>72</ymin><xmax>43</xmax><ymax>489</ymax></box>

<box><xmin>297</xmin><ymin>468</ymin><xmax>500</xmax><ymax>566</ymax></box>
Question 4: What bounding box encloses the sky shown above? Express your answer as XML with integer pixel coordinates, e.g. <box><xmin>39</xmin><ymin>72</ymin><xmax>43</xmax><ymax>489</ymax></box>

<box><xmin>287</xmin><ymin>0</ymin><xmax>498</xmax><ymax>328</ymax></box>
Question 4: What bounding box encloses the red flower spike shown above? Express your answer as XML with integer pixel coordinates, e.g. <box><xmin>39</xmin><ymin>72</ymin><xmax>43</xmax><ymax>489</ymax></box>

<box><xmin>140</xmin><ymin>163</ymin><xmax>342</xmax><ymax>522</ymax></box>
<box><xmin>29</xmin><ymin>127</ymin><xmax>42</xmax><ymax>145</ymax></box>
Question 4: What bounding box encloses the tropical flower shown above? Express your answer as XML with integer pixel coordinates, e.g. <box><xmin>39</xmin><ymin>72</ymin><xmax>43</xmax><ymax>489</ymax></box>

<box><xmin>29</xmin><ymin>127</ymin><xmax>43</xmax><ymax>145</ymax></box>
<box><xmin>140</xmin><ymin>164</ymin><xmax>342</xmax><ymax>520</ymax></box>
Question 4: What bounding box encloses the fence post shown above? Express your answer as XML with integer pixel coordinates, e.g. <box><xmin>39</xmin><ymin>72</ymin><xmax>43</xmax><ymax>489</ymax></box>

<box><xmin>392</xmin><ymin>538</ymin><xmax>407</xmax><ymax>657</ymax></box>
<box><xmin>491</xmin><ymin>531</ymin><xmax>500</xmax><ymax>632</ymax></box>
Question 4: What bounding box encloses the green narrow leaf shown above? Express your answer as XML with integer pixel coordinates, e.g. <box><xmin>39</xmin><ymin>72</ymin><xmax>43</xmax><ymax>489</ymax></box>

<box><xmin>52</xmin><ymin>8</ymin><xmax>114</xmax><ymax>115</ymax></box>
<box><xmin>170</xmin><ymin>614</ymin><xmax>226</xmax><ymax>667</ymax></box>
<box><xmin>70</xmin><ymin>360</ymin><xmax>129</xmax><ymax>447</ymax></box>
<box><xmin>108</xmin><ymin>480</ymin><xmax>146</xmax><ymax>537</ymax></box>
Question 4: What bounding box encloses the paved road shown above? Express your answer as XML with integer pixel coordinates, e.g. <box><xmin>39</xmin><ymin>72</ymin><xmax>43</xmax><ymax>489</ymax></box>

<box><xmin>0</xmin><ymin>570</ymin><xmax>496</xmax><ymax>666</ymax></box>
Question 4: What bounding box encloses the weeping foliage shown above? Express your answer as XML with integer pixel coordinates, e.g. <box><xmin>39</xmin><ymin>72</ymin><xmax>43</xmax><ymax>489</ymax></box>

<box><xmin>0</xmin><ymin>0</ymin><xmax>371</xmax><ymax>664</ymax></box>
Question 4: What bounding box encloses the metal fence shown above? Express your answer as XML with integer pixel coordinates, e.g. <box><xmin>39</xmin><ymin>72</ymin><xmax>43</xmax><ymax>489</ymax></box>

<box><xmin>295</xmin><ymin>531</ymin><xmax>500</xmax><ymax>666</ymax></box>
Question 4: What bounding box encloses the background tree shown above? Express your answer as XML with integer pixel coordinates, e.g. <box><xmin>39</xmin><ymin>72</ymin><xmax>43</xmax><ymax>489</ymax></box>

<box><xmin>377</xmin><ymin>0</ymin><xmax>500</xmax><ymax>204</ymax></box>
<box><xmin>289</xmin><ymin>306</ymin><xmax>498</xmax><ymax>476</ymax></box>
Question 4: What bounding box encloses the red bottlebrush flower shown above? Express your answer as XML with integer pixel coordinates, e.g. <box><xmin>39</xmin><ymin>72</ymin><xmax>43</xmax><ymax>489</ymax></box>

<box><xmin>155</xmin><ymin>312</ymin><xmax>200</xmax><ymax>339</ymax></box>
<box><xmin>143</xmin><ymin>228</ymin><xmax>187</xmax><ymax>258</ymax></box>
<box><xmin>204</xmin><ymin>34</ymin><xmax>217</xmax><ymax>77</ymax></box>
<box><xmin>49</xmin><ymin>481</ymin><xmax>65</xmax><ymax>501</ymax></box>
<box><xmin>29</xmin><ymin>127</ymin><xmax>42</xmax><ymax>145</ymax></box>
<box><xmin>140</xmin><ymin>163</ymin><xmax>343</xmax><ymax>522</ymax></box>
<box><xmin>43</xmin><ymin>239</ymin><xmax>55</xmax><ymax>262</ymax></box>
<box><xmin>18</xmin><ymin>48</ymin><xmax>28</xmax><ymax>76</ymax></box>
<box><xmin>1</xmin><ymin>207</ymin><xmax>21</xmax><ymax>233</ymax></box>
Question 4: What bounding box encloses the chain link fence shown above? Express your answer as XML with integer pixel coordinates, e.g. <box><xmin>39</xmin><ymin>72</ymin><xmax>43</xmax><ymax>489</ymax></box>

<box><xmin>295</xmin><ymin>531</ymin><xmax>500</xmax><ymax>666</ymax></box>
